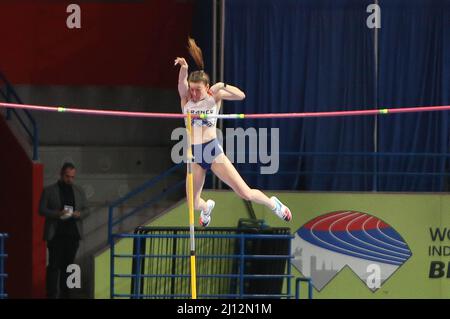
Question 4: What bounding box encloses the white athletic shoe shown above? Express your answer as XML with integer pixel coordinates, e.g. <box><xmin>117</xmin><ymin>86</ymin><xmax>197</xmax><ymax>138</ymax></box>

<box><xmin>199</xmin><ymin>199</ymin><xmax>215</xmax><ymax>227</ymax></box>
<box><xmin>270</xmin><ymin>196</ymin><xmax>292</xmax><ymax>222</ymax></box>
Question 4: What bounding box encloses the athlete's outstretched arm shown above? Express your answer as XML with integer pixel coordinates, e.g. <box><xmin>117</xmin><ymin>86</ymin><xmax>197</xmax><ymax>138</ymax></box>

<box><xmin>211</xmin><ymin>82</ymin><xmax>246</xmax><ymax>101</ymax></box>
<box><xmin>175</xmin><ymin>57</ymin><xmax>189</xmax><ymax>99</ymax></box>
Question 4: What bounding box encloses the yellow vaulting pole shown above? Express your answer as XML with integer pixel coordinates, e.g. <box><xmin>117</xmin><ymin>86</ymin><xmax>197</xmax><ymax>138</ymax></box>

<box><xmin>186</xmin><ymin>112</ymin><xmax>197</xmax><ymax>299</ymax></box>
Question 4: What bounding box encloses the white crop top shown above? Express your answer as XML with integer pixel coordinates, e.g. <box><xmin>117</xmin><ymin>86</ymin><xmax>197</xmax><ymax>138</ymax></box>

<box><xmin>183</xmin><ymin>95</ymin><xmax>219</xmax><ymax>128</ymax></box>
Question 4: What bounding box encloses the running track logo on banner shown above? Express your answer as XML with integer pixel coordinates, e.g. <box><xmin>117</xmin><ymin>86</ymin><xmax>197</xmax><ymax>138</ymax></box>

<box><xmin>292</xmin><ymin>211</ymin><xmax>412</xmax><ymax>291</ymax></box>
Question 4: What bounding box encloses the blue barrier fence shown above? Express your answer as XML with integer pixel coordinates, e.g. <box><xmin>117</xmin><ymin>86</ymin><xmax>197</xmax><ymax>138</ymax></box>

<box><xmin>295</xmin><ymin>277</ymin><xmax>313</xmax><ymax>300</ymax></box>
<box><xmin>109</xmin><ymin>226</ymin><xmax>313</xmax><ymax>299</ymax></box>
<box><xmin>0</xmin><ymin>233</ymin><xmax>8</xmax><ymax>299</ymax></box>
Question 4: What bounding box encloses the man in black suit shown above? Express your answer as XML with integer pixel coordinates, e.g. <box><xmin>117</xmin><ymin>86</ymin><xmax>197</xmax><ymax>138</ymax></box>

<box><xmin>39</xmin><ymin>162</ymin><xmax>90</xmax><ymax>298</ymax></box>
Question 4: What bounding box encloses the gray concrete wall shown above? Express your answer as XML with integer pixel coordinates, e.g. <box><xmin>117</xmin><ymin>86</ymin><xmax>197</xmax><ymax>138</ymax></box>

<box><xmin>14</xmin><ymin>85</ymin><xmax>184</xmax><ymax>146</ymax></box>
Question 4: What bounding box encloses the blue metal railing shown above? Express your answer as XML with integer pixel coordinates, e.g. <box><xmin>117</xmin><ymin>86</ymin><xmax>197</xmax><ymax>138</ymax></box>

<box><xmin>0</xmin><ymin>233</ymin><xmax>8</xmax><ymax>299</ymax></box>
<box><xmin>295</xmin><ymin>277</ymin><xmax>313</xmax><ymax>300</ymax></box>
<box><xmin>0</xmin><ymin>72</ymin><xmax>39</xmax><ymax>160</ymax></box>
<box><xmin>107</xmin><ymin>162</ymin><xmax>185</xmax><ymax>244</ymax></box>
<box><xmin>110</xmin><ymin>231</ymin><xmax>301</xmax><ymax>299</ymax></box>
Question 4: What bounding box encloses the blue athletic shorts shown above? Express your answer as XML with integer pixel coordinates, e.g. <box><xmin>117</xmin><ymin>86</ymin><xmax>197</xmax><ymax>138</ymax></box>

<box><xmin>191</xmin><ymin>138</ymin><xmax>224</xmax><ymax>170</ymax></box>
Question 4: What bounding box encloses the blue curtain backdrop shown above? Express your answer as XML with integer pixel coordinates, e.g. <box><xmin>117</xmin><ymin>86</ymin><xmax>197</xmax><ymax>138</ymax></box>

<box><xmin>224</xmin><ymin>0</ymin><xmax>376</xmax><ymax>191</ymax></box>
<box><xmin>377</xmin><ymin>0</ymin><xmax>450</xmax><ymax>191</ymax></box>
<box><xmin>221</xmin><ymin>0</ymin><xmax>450</xmax><ymax>192</ymax></box>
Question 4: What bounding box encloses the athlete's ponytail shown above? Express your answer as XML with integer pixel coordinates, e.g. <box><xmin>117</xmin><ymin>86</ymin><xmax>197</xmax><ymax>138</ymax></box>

<box><xmin>187</xmin><ymin>37</ymin><xmax>210</xmax><ymax>86</ymax></box>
